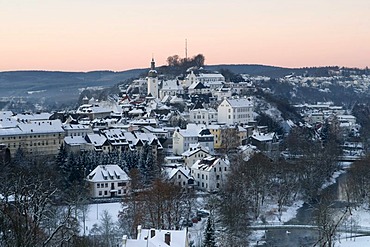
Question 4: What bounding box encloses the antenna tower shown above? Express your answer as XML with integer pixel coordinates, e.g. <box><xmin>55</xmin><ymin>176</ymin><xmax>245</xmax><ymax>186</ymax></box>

<box><xmin>185</xmin><ymin>39</ymin><xmax>188</xmax><ymax>60</ymax></box>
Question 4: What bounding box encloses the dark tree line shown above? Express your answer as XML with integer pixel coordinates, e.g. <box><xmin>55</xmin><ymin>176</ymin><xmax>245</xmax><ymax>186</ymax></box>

<box><xmin>0</xmin><ymin>149</ymin><xmax>80</xmax><ymax>246</ymax></box>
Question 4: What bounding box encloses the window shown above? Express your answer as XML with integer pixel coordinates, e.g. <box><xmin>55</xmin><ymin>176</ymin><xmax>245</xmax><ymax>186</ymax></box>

<box><xmin>206</xmin><ymin>175</ymin><xmax>208</xmax><ymax>180</ymax></box>
<box><xmin>104</xmin><ymin>191</ymin><xmax>107</xmax><ymax>195</ymax></box>
<box><xmin>178</xmin><ymin>174</ymin><xmax>181</xmax><ymax>179</ymax></box>
<box><xmin>214</xmin><ymin>168</ymin><xmax>216</xmax><ymax>172</ymax></box>
<box><xmin>97</xmin><ymin>184</ymin><xmax>100</xmax><ymax>188</ymax></box>
<box><xmin>105</xmin><ymin>183</ymin><xmax>108</xmax><ymax>188</ymax></box>
<box><xmin>202</xmin><ymin>174</ymin><xmax>204</xmax><ymax>179</ymax></box>
<box><xmin>225</xmin><ymin>167</ymin><xmax>227</xmax><ymax>171</ymax></box>
<box><xmin>118</xmin><ymin>190</ymin><xmax>121</xmax><ymax>194</ymax></box>
<box><xmin>99</xmin><ymin>191</ymin><xmax>102</xmax><ymax>196</ymax></box>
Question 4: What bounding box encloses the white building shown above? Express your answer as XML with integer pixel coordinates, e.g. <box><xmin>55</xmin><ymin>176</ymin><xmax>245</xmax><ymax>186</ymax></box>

<box><xmin>159</xmin><ymin>79</ymin><xmax>184</xmax><ymax>99</ymax></box>
<box><xmin>212</xmin><ymin>87</ymin><xmax>232</xmax><ymax>101</ymax></box>
<box><xmin>63</xmin><ymin>123</ymin><xmax>92</xmax><ymax>137</ymax></box>
<box><xmin>164</xmin><ymin>164</ymin><xmax>194</xmax><ymax>188</ymax></box>
<box><xmin>172</xmin><ymin>124</ymin><xmax>207</xmax><ymax>155</ymax></box>
<box><xmin>188</xmin><ymin>82</ymin><xmax>210</xmax><ymax>95</ymax></box>
<box><xmin>217</xmin><ymin>98</ymin><xmax>254</xmax><ymax>125</ymax></box>
<box><xmin>185</xmin><ymin>70</ymin><xmax>225</xmax><ymax>88</ymax></box>
<box><xmin>122</xmin><ymin>225</ymin><xmax>189</xmax><ymax>247</ymax></box>
<box><xmin>182</xmin><ymin>144</ymin><xmax>210</xmax><ymax>169</ymax></box>
<box><xmin>191</xmin><ymin>156</ymin><xmax>230</xmax><ymax>193</ymax></box>
<box><xmin>0</xmin><ymin>119</ymin><xmax>65</xmax><ymax>157</ymax></box>
<box><xmin>87</xmin><ymin>164</ymin><xmax>131</xmax><ymax>198</ymax></box>
<box><xmin>189</xmin><ymin>107</ymin><xmax>217</xmax><ymax>126</ymax></box>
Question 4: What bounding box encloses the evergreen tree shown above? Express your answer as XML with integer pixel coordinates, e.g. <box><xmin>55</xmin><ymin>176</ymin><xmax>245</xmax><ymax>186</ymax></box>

<box><xmin>56</xmin><ymin>143</ymin><xmax>68</xmax><ymax>168</ymax></box>
<box><xmin>203</xmin><ymin>217</ymin><xmax>216</xmax><ymax>247</ymax></box>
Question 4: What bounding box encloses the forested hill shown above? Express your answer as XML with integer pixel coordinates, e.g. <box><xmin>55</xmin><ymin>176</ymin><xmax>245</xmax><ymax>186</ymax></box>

<box><xmin>0</xmin><ymin>65</ymin><xmax>358</xmax><ymax>99</ymax></box>
<box><xmin>0</xmin><ymin>69</ymin><xmax>146</xmax><ymax>98</ymax></box>
<box><xmin>205</xmin><ymin>64</ymin><xmax>350</xmax><ymax>78</ymax></box>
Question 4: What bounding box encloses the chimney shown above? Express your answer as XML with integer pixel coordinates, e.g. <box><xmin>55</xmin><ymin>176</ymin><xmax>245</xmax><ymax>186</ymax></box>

<box><xmin>164</xmin><ymin>232</ymin><xmax>171</xmax><ymax>246</ymax></box>
<box><xmin>150</xmin><ymin>228</ymin><xmax>156</xmax><ymax>238</ymax></box>
<box><xmin>137</xmin><ymin>225</ymin><xmax>142</xmax><ymax>239</ymax></box>
<box><xmin>122</xmin><ymin>235</ymin><xmax>127</xmax><ymax>247</ymax></box>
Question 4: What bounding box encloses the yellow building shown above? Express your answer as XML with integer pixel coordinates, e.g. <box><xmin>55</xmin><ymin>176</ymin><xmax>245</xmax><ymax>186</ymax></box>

<box><xmin>0</xmin><ymin>119</ymin><xmax>65</xmax><ymax>157</ymax></box>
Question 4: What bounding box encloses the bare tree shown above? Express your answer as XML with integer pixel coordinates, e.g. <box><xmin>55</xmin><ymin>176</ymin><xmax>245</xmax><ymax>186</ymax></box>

<box><xmin>0</xmin><ymin>152</ymin><xmax>81</xmax><ymax>247</ymax></box>
<box><xmin>313</xmin><ymin>191</ymin><xmax>351</xmax><ymax>247</ymax></box>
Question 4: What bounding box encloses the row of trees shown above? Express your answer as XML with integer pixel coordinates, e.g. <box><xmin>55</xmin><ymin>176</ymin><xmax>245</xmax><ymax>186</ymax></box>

<box><xmin>0</xmin><ymin>150</ymin><xmax>82</xmax><ymax>246</ymax></box>
<box><xmin>0</xmin><ymin>142</ymin><xmax>162</xmax><ymax>246</ymax></box>
<box><xmin>119</xmin><ymin>179</ymin><xmax>195</xmax><ymax>238</ymax></box>
<box><xmin>57</xmin><ymin>143</ymin><xmax>160</xmax><ymax>189</ymax></box>
<box><xmin>214</xmin><ymin>123</ymin><xmax>342</xmax><ymax>246</ymax></box>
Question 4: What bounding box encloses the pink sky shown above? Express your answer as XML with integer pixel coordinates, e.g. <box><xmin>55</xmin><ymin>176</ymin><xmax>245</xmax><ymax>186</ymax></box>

<box><xmin>1</xmin><ymin>0</ymin><xmax>369</xmax><ymax>71</ymax></box>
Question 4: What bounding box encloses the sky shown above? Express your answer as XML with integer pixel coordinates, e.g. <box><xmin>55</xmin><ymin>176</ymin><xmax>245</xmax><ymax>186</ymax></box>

<box><xmin>1</xmin><ymin>0</ymin><xmax>369</xmax><ymax>71</ymax></box>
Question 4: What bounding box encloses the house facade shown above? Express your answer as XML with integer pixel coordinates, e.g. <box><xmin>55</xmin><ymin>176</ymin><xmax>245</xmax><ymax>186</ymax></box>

<box><xmin>0</xmin><ymin>119</ymin><xmax>65</xmax><ymax>157</ymax></box>
<box><xmin>122</xmin><ymin>225</ymin><xmax>189</xmax><ymax>247</ymax></box>
<box><xmin>217</xmin><ymin>98</ymin><xmax>254</xmax><ymax>125</ymax></box>
<box><xmin>191</xmin><ymin>156</ymin><xmax>230</xmax><ymax>193</ymax></box>
<box><xmin>87</xmin><ymin>164</ymin><xmax>131</xmax><ymax>198</ymax></box>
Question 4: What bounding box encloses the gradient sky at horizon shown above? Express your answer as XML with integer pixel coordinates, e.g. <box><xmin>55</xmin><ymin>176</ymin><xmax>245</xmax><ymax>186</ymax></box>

<box><xmin>1</xmin><ymin>0</ymin><xmax>369</xmax><ymax>71</ymax></box>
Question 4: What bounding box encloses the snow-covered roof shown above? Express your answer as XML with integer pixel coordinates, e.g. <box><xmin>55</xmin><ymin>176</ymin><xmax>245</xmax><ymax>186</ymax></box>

<box><xmin>176</xmin><ymin>124</ymin><xmax>206</xmax><ymax>137</ymax></box>
<box><xmin>14</xmin><ymin>112</ymin><xmax>52</xmax><ymax>121</ymax></box>
<box><xmin>86</xmin><ymin>133</ymin><xmax>107</xmax><ymax>146</ymax></box>
<box><xmin>164</xmin><ymin>165</ymin><xmax>192</xmax><ymax>180</ymax></box>
<box><xmin>198</xmin><ymin>73</ymin><xmax>224</xmax><ymax>79</ymax></box>
<box><xmin>191</xmin><ymin>156</ymin><xmax>227</xmax><ymax>172</ymax></box>
<box><xmin>64</xmin><ymin>136</ymin><xmax>88</xmax><ymax>145</ymax></box>
<box><xmin>0</xmin><ymin>119</ymin><xmax>64</xmax><ymax>136</ymax></box>
<box><xmin>124</xmin><ymin>227</ymin><xmax>188</xmax><ymax>247</ymax></box>
<box><xmin>129</xmin><ymin>118</ymin><xmax>158</xmax><ymax>126</ymax></box>
<box><xmin>251</xmin><ymin>132</ymin><xmax>276</xmax><ymax>142</ymax></box>
<box><xmin>0</xmin><ymin>118</ymin><xmax>18</xmax><ymax>129</ymax></box>
<box><xmin>101</xmin><ymin>129</ymin><xmax>128</xmax><ymax>146</ymax></box>
<box><xmin>87</xmin><ymin>165</ymin><xmax>130</xmax><ymax>183</ymax></box>
<box><xmin>188</xmin><ymin>81</ymin><xmax>206</xmax><ymax>90</ymax></box>
<box><xmin>128</xmin><ymin>109</ymin><xmax>144</xmax><ymax>114</ymax></box>
<box><xmin>181</xmin><ymin>144</ymin><xmax>209</xmax><ymax>157</ymax></box>
<box><xmin>0</xmin><ymin>111</ymin><xmax>14</xmax><ymax>119</ymax></box>
<box><xmin>224</xmin><ymin>98</ymin><xmax>253</xmax><ymax>107</ymax></box>
<box><xmin>161</xmin><ymin>79</ymin><xmax>183</xmax><ymax>90</ymax></box>
<box><xmin>169</xmin><ymin>96</ymin><xmax>184</xmax><ymax>104</ymax></box>
<box><xmin>63</xmin><ymin>124</ymin><xmax>91</xmax><ymax>131</ymax></box>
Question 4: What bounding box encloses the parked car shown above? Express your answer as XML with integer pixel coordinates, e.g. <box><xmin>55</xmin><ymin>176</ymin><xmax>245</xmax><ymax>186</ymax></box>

<box><xmin>197</xmin><ymin>210</ymin><xmax>210</xmax><ymax>217</ymax></box>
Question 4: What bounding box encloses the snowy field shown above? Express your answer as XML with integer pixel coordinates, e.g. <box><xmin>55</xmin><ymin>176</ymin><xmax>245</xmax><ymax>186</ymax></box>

<box><xmin>82</xmin><ymin>202</ymin><xmax>122</xmax><ymax>235</ymax></box>
<box><xmin>336</xmin><ymin>206</ymin><xmax>370</xmax><ymax>246</ymax></box>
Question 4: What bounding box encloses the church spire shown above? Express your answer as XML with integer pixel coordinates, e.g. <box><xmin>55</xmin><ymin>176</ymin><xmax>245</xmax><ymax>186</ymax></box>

<box><xmin>148</xmin><ymin>57</ymin><xmax>158</xmax><ymax>78</ymax></box>
<box><xmin>151</xmin><ymin>58</ymin><xmax>155</xmax><ymax>70</ymax></box>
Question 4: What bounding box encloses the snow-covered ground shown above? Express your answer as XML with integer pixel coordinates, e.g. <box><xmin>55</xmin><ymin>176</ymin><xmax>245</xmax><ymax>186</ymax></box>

<box><xmin>248</xmin><ymin>200</ymin><xmax>304</xmax><ymax>245</ymax></box>
<box><xmin>336</xmin><ymin>206</ymin><xmax>370</xmax><ymax>246</ymax></box>
<box><xmin>82</xmin><ymin>202</ymin><xmax>122</xmax><ymax>235</ymax></box>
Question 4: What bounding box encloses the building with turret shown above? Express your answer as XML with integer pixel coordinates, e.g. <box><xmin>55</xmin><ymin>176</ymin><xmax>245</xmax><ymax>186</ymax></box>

<box><xmin>147</xmin><ymin>58</ymin><xmax>159</xmax><ymax>98</ymax></box>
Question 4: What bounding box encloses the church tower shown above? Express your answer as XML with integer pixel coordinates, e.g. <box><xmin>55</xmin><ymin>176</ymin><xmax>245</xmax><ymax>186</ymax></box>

<box><xmin>147</xmin><ymin>58</ymin><xmax>159</xmax><ymax>98</ymax></box>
